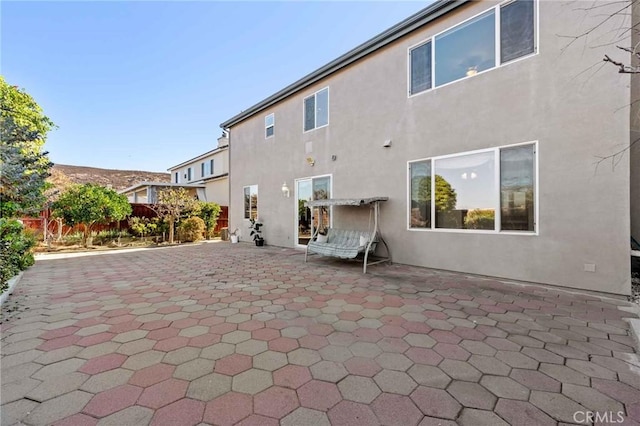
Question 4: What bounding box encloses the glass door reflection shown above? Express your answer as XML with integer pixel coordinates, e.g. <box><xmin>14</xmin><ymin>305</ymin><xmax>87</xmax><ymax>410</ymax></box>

<box><xmin>296</xmin><ymin>176</ymin><xmax>331</xmax><ymax>246</ymax></box>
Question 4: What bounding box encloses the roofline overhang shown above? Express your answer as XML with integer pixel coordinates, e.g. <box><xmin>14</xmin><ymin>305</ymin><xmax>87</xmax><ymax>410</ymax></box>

<box><xmin>167</xmin><ymin>145</ymin><xmax>229</xmax><ymax>171</ymax></box>
<box><xmin>118</xmin><ymin>182</ymin><xmax>206</xmax><ymax>194</ymax></box>
<box><xmin>220</xmin><ymin>0</ymin><xmax>467</xmax><ymax>129</ymax></box>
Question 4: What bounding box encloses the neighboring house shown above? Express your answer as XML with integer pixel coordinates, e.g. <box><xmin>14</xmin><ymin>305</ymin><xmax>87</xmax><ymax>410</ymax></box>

<box><xmin>221</xmin><ymin>0</ymin><xmax>638</xmax><ymax>295</ymax></box>
<box><xmin>119</xmin><ymin>182</ymin><xmax>205</xmax><ymax>204</ymax></box>
<box><xmin>167</xmin><ymin>135</ymin><xmax>229</xmax><ymax>206</ymax></box>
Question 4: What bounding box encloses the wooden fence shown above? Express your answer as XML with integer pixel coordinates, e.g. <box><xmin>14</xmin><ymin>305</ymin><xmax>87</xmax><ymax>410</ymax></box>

<box><xmin>21</xmin><ymin>204</ymin><xmax>229</xmax><ymax>238</ymax></box>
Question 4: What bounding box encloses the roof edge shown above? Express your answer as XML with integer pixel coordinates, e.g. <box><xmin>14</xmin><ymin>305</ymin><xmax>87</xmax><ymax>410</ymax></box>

<box><xmin>220</xmin><ymin>0</ymin><xmax>467</xmax><ymax>129</ymax></box>
<box><xmin>167</xmin><ymin>145</ymin><xmax>229</xmax><ymax>171</ymax></box>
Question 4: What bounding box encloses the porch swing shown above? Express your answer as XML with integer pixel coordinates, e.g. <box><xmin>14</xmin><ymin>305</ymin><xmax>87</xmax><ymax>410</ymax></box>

<box><xmin>304</xmin><ymin>197</ymin><xmax>391</xmax><ymax>273</ymax></box>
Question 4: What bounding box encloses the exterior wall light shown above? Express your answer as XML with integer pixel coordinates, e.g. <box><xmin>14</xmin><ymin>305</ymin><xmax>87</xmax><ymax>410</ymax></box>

<box><xmin>281</xmin><ymin>182</ymin><xmax>290</xmax><ymax>198</ymax></box>
<box><xmin>306</xmin><ymin>157</ymin><xmax>315</xmax><ymax>166</ymax></box>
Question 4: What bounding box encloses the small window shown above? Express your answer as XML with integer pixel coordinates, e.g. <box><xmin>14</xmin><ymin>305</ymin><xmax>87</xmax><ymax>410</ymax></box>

<box><xmin>201</xmin><ymin>162</ymin><xmax>205</xmax><ymax>177</ymax></box>
<box><xmin>209</xmin><ymin>159</ymin><xmax>214</xmax><ymax>175</ymax></box>
<box><xmin>410</xmin><ymin>41</ymin><xmax>432</xmax><ymax>95</ymax></box>
<box><xmin>265</xmin><ymin>114</ymin><xmax>274</xmax><ymax>138</ymax></box>
<box><xmin>174</xmin><ymin>172</ymin><xmax>179</xmax><ymax>183</ymax></box>
<box><xmin>500</xmin><ymin>0</ymin><xmax>535</xmax><ymax>64</ymax></box>
<box><xmin>304</xmin><ymin>88</ymin><xmax>329</xmax><ymax>132</ymax></box>
<box><xmin>187</xmin><ymin>167</ymin><xmax>192</xmax><ymax>181</ymax></box>
<box><xmin>243</xmin><ymin>185</ymin><xmax>258</xmax><ymax>220</ymax></box>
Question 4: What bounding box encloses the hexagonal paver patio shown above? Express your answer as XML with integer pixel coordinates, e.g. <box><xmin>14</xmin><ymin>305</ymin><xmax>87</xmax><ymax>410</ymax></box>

<box><xmin>2</xmin><ymin>241</ymin><xmax>640</xmax><ymax>425</ymax></box>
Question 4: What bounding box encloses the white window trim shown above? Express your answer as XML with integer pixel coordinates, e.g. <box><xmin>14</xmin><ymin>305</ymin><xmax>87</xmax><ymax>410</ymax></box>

<box><xmin>294</xmin><ymin>173</ymin><xmax>333</xmax><ymax>249</ymax></box>
<box><xmin>406</xmin><ymin>140</ymin><xmax>538</xmax><ymax>235</ymax></box>
<box><xmin>407</xmin><ymin>0</ymin><xmax>539</xmax><ymax>98</ymax></box>
<box><xmin>265</xmin><ymin>113</ymin><xmax>275</xmax><ymax>139</ymax></box>
<box><xmin>303</xmin><ymin>87</ymin><xmax>330</xmax><ymax>133</ymax></box>
<box><xmin>243</xmin><ymin>184</ymin><xmax>258</xmax><ymax>221</ymax></box>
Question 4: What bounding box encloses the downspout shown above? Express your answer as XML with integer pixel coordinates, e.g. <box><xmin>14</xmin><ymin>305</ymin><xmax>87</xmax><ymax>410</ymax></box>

<box><xmin>222</xmin><ymin>127</ymin><xmax>231</xmax><ymax>236</ymax></box>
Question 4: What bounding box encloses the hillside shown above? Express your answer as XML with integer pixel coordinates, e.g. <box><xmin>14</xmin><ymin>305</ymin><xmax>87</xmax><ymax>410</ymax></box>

<box><xmin>50</xmin><ymin>164</ymin><xmax>171</xmax><ymax>192</ymax></box>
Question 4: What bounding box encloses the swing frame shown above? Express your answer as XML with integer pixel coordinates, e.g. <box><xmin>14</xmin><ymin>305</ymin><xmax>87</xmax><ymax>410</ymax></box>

<box><xmin>304</xmin><ymin>197</ymin><xmax>392</xmax><ymax>273</ymax></box>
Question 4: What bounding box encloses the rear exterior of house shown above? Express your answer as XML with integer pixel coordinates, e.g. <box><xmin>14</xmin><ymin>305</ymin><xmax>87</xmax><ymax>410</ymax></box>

<box><xmin>222</xmin><ymin>0</ymin><xmax>636</xmax><ymax>295</ymax></box>
<box><xmin>167</xmin><ymin>135</ymin><xmax>230</xmax><ymax>206</ymax></box>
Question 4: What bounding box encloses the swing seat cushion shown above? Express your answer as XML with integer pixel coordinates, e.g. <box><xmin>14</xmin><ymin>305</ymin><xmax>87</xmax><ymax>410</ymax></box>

<box><xmin>307</xmin><ymin>229</ymin><xmax>377</xmax><ymax>259</ymax></box>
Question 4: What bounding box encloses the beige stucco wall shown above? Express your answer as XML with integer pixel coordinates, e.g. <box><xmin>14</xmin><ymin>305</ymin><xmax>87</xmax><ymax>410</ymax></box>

<box><xmin>204</xmin><ymin>178</ymin><xmax>229</xmax><ymax>206</ymax></box>
<box><xmin>229</xmin><ymin>1</ymin><xmax>631</xmax><ymax>294</ymax></box>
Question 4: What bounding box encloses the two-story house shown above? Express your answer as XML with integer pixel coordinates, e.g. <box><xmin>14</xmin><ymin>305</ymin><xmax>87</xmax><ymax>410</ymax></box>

<box><xmin>221</xmin><ymin>0</ymin><xmax>638</xmax><ymax>295</ymax></box>
<box><xmin>166</xmin><ymin>134</ymin><xmax>230</xmax><ymax>206</ymax></box>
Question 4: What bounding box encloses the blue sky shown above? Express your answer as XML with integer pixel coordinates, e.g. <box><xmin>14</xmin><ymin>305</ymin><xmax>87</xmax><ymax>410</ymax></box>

<box><xmin>2</xmin><ymin>1</ymin><xmax>428</xmax><ymax>172</ymax></box>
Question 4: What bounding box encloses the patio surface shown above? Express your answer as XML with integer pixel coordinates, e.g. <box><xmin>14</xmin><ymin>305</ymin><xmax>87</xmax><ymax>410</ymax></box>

<box><xmin>2</xmin><ymin>242</ymin><xmax>640</xmax><ymax>426</ymax></box>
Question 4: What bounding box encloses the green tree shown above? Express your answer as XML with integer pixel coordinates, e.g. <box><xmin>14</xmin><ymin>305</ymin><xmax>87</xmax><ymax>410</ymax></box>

<box><xmin>0</xmin><ymin>77</ymin><xmax>55</xmax><ymax>217</ymax></box>
<box><xmin>417</xmin><ymin>174</ymin><xmax>457</xmax><ymax>212</ymax></box>
<box><xmin>51</xmin><ymin>184</ymin><xmax>132</xmax><ymax>246</ymax></box>
<box><xmin>193</xmin><ymin>201</ymin><xmax>221</xmax><ymax>239</ymax></box>
<box><xmin>153</xmin><ymin>188</ymin><xmax>198</xmax><ymax>244</ymax></box>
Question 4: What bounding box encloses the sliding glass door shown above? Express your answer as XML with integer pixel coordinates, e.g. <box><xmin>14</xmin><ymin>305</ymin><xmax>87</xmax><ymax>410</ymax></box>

<box><xmin>296</xmin><ymin>176</ymin><xmax>331</xmax><ymax>246</ymax></box>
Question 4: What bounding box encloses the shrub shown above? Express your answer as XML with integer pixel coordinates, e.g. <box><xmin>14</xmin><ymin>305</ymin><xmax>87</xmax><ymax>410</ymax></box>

<box><xmin>0</xmin><ymin>218</ymin><xmax>36</xmax><ymax>293</ymax></box>
<box><xmin>194</xmin><ymin>202</ymin><xmax>221</xmax><ymax>239</ymax></box>
<box><xmin>178</xmin><ymin>217</ymin><xmax>205</xmax><ymax>242</ymax></box>
<box><xmin>128</xmin><ymin>216</ymin><xmax>150</xmax><ymax>237</ymax></box>
<box><xmin>464</xmin><ymin>209</ymin><xmax>495</xmax><ymax>230</ymax></box>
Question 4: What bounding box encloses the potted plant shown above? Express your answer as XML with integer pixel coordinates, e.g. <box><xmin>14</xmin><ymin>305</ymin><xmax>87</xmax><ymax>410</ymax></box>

<box><xmin>229</xmin><ymin>228</ymin><xmax>239</xmax><ymax>244</ymax></box>
<box><xmin>249</xmin><ymin>218</ymin><xmax>264</xmax><ymax>246</ymax></box>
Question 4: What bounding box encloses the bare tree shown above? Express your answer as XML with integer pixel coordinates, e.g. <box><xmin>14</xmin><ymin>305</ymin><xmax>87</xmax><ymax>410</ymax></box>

<box><xmin>152</xmin><ymin>188</ymin><xmax>198</xmax><ymax>244</ymax></box>
<box><xmin>559</xmin><ymin>0</ymin><xmax>639</xmax><ymax>169</ymax></box>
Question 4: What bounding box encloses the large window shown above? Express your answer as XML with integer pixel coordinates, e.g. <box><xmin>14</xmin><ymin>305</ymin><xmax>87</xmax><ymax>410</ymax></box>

<box><xmin>435</xmin><ymin>10</ymin><xmax>495</xmax><ymax>87</ymax></box>
<box><xmin>409</xmin><ymin>0</ymin><xmax>536</xmax><ymax>95</ymax></box>
<box><xmin>304</xmin><ymin>87</ymin><xmax>329</xmax><ymax>131</ymax></box>
<box><xmin>243</xmin><ymin>185</ymin><xmax>258</xmax><ymax>220</ymax></box>
<box><xmin>265</xmin><ymin>114</ymin><xmax>274</xmax><ymax>138</ymax></box>
<box><xmin>409</xmin><ymin>142</ymin><xmax>536</xmax><ymax>232</ymax></box>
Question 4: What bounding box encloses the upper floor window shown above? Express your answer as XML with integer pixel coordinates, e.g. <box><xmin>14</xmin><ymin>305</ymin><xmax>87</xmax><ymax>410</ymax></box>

<box><xmin>265</xmin><ymin>114</ymin><xmax>274</xmax><ymax>138</ymax></box>
<box><xmin>409</xmin><ymin>142</ymin><xmax>536</xmax><ymax>233</ymax></box>
<box><xmin>304</xmin><ymin>87</ymin><xmax>329</xmax><ymax>132</ymax></box>
<box><xmin>210</xmin><ymin>159</ymin><xmax>214</xmax><ymax>175</ymax></box>
<box><xmin>409</xmin><ymin>0</ymin><xmax>536</xmax><ymax>95</ymax></box>
<box><xmin>174</xmin><ymin>172</ymin><xmax>179</xmax><ymax>183</ymax></box>
<box><xmin>201</xmin><ymin>162</ymin><xmax>206</xmax><ymax>177</ymax></box>
<box><xmin>187</xmin><ymin>167</ymin><xmax>192</xmax><ymax>181</ymax></box>
<box><xmin>243</xmin><ymin>185</ymin><xmax>258</xmax><ymax>220</ymax></box>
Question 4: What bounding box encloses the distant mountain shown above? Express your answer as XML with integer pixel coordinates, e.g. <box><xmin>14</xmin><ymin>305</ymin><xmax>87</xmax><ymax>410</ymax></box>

<box><xmin>50</xmin><ymin>164</ymin><xmax>171</xmax><ymax>192</ymax></box>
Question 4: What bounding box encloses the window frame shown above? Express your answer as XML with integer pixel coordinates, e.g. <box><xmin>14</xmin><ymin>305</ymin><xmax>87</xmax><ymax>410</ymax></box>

<box><xmin>209</xmin><ymin>159</ymin><xmax>214</xmax><ymax>176</ymax></box>
<box><xmin>407</xmin><ymin>0</ymin><xmax>538</xmax><ymax>97</ymax></box>
<box><xmin>407</xmin><ymin>140</ymin><xmax>538</xmax><ymax>235</ymax></box>
<box><xmin>186</xmin><ymin>167</ymin><xmax>192</xmax><ymax>181</ymax></box>
<box><xmin>174</xmin><ymin>172</ymin><xmax>179</xmax><ymax>183</ymax></box>
<box><xmin>303</xmin><ymin>87</ymin><xmax>330</xmax><ymax>133</ymax></box>
<box><xmin>243</xmin><ymin>185</ymin><xmax>258</xmax><ymax>220</ymax></box>
<box><xmin>265</xmin><ymin>113</ymin><xmax>275</xmax><ymax>139</ymax></box>
<box><xmin>201</xmin><ymin>162</ymin><xmax>205</xmax><ymax>178</ymax></box>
